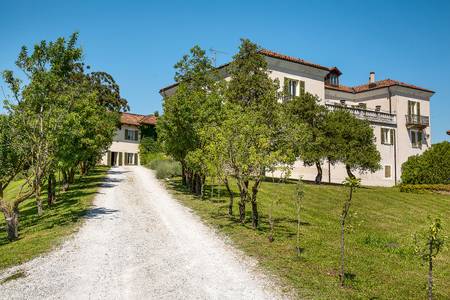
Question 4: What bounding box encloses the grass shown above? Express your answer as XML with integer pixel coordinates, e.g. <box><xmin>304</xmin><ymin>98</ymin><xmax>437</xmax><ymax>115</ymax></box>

<box><xmin>0</xmin><ymin>167</ymin><xmax>108</xmax><ymax>270</ymax></box>
<box><xmin>165</xmin><ymin>177</ymin><xmax>450</xmax><ymax>299</ymax></box>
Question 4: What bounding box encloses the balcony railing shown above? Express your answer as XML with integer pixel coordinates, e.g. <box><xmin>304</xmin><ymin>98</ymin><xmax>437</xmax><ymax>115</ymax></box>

<box><xmin>405</xmin><ymin>114</ymin><xmax>429</xmax><ymax>128</ymax></box>
<box><xmin>325</xmin><ymin>102</ymin><xmax>396</xmax><ymax>125</ymax></box>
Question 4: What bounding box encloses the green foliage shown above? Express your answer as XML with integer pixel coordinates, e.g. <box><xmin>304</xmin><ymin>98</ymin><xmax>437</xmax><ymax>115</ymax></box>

<box><xmin>139</xmin><ymin>137</ymin><xmax>161</xmax><ymax>165</ymax></box>
<box><xmin>148</xmin><ymin>159</ymin><xmax>182</xmax><ymax>179</ymax></box>
<box><xmin>401</xmin><ymin>141</ymin><xmax>450</xmax><ymax>184</ymax></box>
<box><xmin>324</xmin><ymin>110</ymin><xmax>381</xmax><ymax>176</ymax></box>
<box><xmin>399</xmin><ymin>183</ymin><xmax>450</xmax><ymax>193</ymax></box>
<box><xmin>414</xmin><ymin>217</ymin><xmax>446</xmax><ymax>262</ymax></box>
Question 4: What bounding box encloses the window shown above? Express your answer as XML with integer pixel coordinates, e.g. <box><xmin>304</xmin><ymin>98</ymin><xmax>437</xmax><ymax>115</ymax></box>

<box><xmin>125</xmin><ymin>129</ymin><xmax>139</xmax><ymax>141</ymax></box>
<box><xmin>381</xmin><ymin>128</ymin><xmax>395</xmax><ymax>145</ymax></box>
<box><xmin>408</xmin><ymin>100</ymin><xmax>420</xmax><ymax>116</ymax></box>
<box><xmin>384</xmin><ymin>165</ymin><xmax>392</xmax><ymax>178</ymax></box>
<box><xmin>125</xmin><ymin>153</ymin><xmax>134</xmax><ymax>165</ymax></box>
<box><xmin>410</xmin><ymin>129</ymin><xmax>422</xmax><ymax>148</ymax></box>
<box><xmin>284</xmin><ymin>78</ymin><xmax>305</xmax><ymax>100</ymax></box>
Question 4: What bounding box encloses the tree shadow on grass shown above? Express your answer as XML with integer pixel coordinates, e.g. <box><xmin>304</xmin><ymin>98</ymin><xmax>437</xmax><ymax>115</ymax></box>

<box><xmin>0</xmin><ymin>168</ymin><xmax>109</xmax><ymax>245</ymax></box>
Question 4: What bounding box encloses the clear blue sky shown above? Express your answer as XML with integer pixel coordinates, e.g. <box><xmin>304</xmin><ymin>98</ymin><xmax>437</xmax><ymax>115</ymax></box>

<box><xmin>1</xmin><ymin>0</ymin><xmax>449</xmax><ymax>142</ymax></box>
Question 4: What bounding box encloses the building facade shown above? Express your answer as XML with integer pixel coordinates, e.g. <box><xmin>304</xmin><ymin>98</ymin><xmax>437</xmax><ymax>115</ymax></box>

<box><xmin>100</xmin><ymin>112</ymin><xmax>157</xmax><ymax>166</ymax></box>
<box><xmin>160</xmin><ymin>50</ymin><xmax>434</xmax><ymax>186</ymax></box>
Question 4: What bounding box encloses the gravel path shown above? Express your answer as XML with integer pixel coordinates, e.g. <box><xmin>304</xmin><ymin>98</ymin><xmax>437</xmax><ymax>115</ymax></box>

<box><xmin>0</xmin><ymin>166</ymin><xmax>285</xmax><ymax>300</ymax></box>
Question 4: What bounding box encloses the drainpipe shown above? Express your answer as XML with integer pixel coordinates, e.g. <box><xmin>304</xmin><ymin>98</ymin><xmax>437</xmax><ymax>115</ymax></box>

<box><xmin>388</xmin><ymin>86</ymin><xmax>398</xmax><ymax>185</ymax></box>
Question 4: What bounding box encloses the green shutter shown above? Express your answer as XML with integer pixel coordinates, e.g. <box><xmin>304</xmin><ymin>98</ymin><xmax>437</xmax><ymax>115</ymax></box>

<box><xmin>300</xmin><ymin>80</ymin><xmax>305</xmax><ymax>95</ymax></box>
<box><xmin>417</xmin><ymin>101</ymin><xmax>421</xmax><ymax>117</ymax></box>
<box><xmin>390</xmin><ymin>129</ymin><xmax>395</xmax><ymax>145</ymax></box>
<box><xmin>119</xmin><ymin>152</ymin><xmax>123</xmax><ymax>166</ymax></box>
<box><xmin>134</xmin><ymin>153</ymin><xmax>138</xmax><ymax>165</ymax></box>
<box><xmin>284</xmin><ymin>78</ymin><xmax>289</xmax><ymax>99</ymax></box>
<box><xmin>418</xmin><ymin>130</ymin><xmax>423</xmax><ymax>146</ymax></box>
<box><xmin>124</xmin><ymin>152</ymin><xmax>128</xmax><ymax>165</ymax></box>
<box><xmin>380</xmin><ymin>128</ymin><xmax>385</xmax><ymax>144</ymax></box>
<box><xmin>125</xmin><ymin>129</ymin><xmax>128</xmax><ymax>140</ymax></box>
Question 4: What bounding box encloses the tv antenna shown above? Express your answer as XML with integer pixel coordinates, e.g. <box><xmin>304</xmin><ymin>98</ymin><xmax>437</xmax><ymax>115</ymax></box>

<box><xmin>209</xmin><ymin>48</ymin><xmax>228</xmax><ymax>67</ymax></box>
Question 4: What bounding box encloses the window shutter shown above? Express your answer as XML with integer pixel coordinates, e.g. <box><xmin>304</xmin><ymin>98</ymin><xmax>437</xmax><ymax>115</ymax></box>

<box><xmin>283</xmin><ymin>78</ymin><xmax>289</xmax><ymax>99</ymax></box>
<box><xmin>135</xmin><ymin>130</ymin><xmax>138</xmax><ymax>141</ymax></box>
<box><xmin>119</xmin><ymin>152</ymin><xmax>123</xmax><ymax>166</ymax></box>
<box><xmin>300</xmin><ymin>81</ymin><xmax>305</xmax><ymax>95</ymax></box>
<box><xmin>125</xmin><ymin>129</ymin><xmax>128</xmax><ymax>140</ymax></box>
<box><xmin>380</xmin><ymin>128</ymin><xmax>385</xmax><ymax>144</ymax></box>
<box><xmin>384</xmin><ymin>165</ymin><xmax>391</xmax><ymax>178</ymax></box>
<box><xmin>134</xmin><ymin>153</ymin><xmax>138</xmax><ymax>165</ymax></box>
<box><xmin>390</xmin><ymin>129</ymin><xmax>395</xmax><ymax>145</ymax></box>
<box><xmin>418</xmin><ymin>130</ymin><xmax>423</xmax><ymax>146</ymax></box>
<box><xmin>417</xmin><ymin>101</ymin><xmax>421</xmax><ymax>117</ymax></box>
<box><xmin>408</xmin><ymin>101</ymin><xmax>412</xmax><ymax>115</ymax></box>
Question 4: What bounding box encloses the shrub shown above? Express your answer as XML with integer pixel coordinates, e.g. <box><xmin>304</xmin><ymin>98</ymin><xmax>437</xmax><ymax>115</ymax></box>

<box><xmin>148</xmin><ymin>159</ymin><xmax>181</xmax><ymax>179</ymax></box>
<box><xmin>401</xmin><ymin>141</ymin><xmax>450</xmax><ymax>184</ymax></box>
<box><xmin>399</xmin><ymin>184</ymin><xmax>450</xmax><ymax>193</ymax></box>
<box><xmin>139</xmin><ymin>137</ymin><xmax>162</xmax><ymax>165</ymax></box>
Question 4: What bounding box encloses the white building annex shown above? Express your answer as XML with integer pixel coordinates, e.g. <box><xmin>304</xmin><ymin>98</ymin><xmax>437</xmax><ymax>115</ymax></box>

<box><xmin>101</xmin><ymin>112</ymin><xmax>157</xmax><ymax>166</ymax></box>
<box><xmin>159</xmin><ymin>49</ymin><xmax>434</xmax><ymax>186</ymax></box>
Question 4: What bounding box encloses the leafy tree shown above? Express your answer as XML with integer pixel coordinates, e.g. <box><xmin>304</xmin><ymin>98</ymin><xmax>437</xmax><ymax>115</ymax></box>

<box><xmin>284</xmin><ymin>93</ymin><xmax>328</xmax><ymax>183</ymax></box>
<box><xmin>402</xmin><ymin>141</ymin><xmax>450</xmax><ymax>184</ymax></box>
<box><xmin>413</xmin><ymin>217</ymin><xmax>446</xmax><ymax>300</ymax></box>
<box><xmin>158</xmin><ymin>46</ymin><xmax>222</xmax><ymax>195</ymax></box>
<box><xmin>339</xmin><ymin>176</ymin><xmax>361</xmax><ymax>287</ymax></box>
<box><xmin>222</xmin><ymin>39</ymin><xmax>284</xmax><ymax>228</ymax></box>
<box><xmin>323</xmin><ymin>110</ymin><xmax>381</xmax><ymax>179</ymax></box>
<box><xmin>0</xmin><ymin>114</ymin><xmax>35</xmax><ymax>240</ymax></box>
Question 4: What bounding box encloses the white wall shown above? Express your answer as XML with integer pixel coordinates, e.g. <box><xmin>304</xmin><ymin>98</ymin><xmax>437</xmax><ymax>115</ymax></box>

<box><xmin>100</xmin><ymin>125</ymin><xmax>141</xmax><ymax>166</ymax></box>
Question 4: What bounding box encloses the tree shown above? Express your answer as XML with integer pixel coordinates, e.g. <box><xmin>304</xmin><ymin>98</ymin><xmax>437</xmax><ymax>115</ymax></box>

<box><xmin>339</xmin><ymin>176</ymin><xmax>361</xmax><ymax>287</ymax></box>
<box><xmin>414</xmin><ymin>217</ymin><xmax>446</xmax><ymax>300</ymax></box>
<box><xmin>323</xmin><ymin>110</ymin><xmax>381</xmax><ymax>179</ymax></box>
<box><xmin>158</xmin><ymin>46</ymin><xmax>222</xmax><ymax>195</ymax></box>
<box><xmin>222</xmin><ymin>39</ymin><xmax>283</xmax><ymax>228</ymax></box>
<box><xmin>402</xmin><ymin>141</ymin><xmax>450</xmax><ymax>184</ymax></box>
<box><xmin>0</xmin><ymin>114</ymin><xmax>35</xmax><ymax>240</ymax></box>
<box><xmin>284</xmin><ymin>93</ymin><xmax>328</xmax><ymax>183</ymax></box>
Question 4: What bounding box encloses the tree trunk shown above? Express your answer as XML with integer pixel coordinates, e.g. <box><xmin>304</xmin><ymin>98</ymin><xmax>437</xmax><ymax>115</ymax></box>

<box><xmin>428</xmin><ymin>247</ymin><xmax>433</xmax><ymax>300</ymax></box>
<box><xmin>345</xmin><ymin>164</ymin><xmax>355</xmax><ymax>179</ymax></box>
<box><xmin>36</xmin><ymin>184</ymin><xmax>43</xmax><ymax>216</ymax></box>
<box><xmin>62</xmin><ymin>170</ymin><xmax>69</xmax><ymax>192</ymax></box>
<box><xmin>0</xmin><ymin>183</ymin><xmax>3</xmax><ymax>199</ymax></box>
<box><xmin>251</xmin><ymin>180</ymin><xmax>261</xmax><ymax>229</ymax></box>
<box><xmin>181</xmin><ymin>163</ymin><xmax>187</xmax><ymax>186</ymax></box>
<box><xmin>5</xmin><ymin>207</ymin><xmax>19</xmax><ymax>241</ymax></box>
<box><xmin>315</xmin><ymin>161</ymin><xmax>323</xmax><ymax>184</ymax></box>
<box><xmin>47</xmin><ymin>173</ymin><xmax>56</xmax><ymax>207</ymax></box>
<box><xmin>238</xmin><ymin>180</ymin><xmax>249</xmax><ymax>223</ymax></box>
<box><xmin>68</xmin><ymin>168</ymin><xmax>75</xmax><ymax>184</ymax></box>
<box><xmin>224</xmin><ymin>177</ymin><xmax>234</xmax><ymax>216</ymax></box>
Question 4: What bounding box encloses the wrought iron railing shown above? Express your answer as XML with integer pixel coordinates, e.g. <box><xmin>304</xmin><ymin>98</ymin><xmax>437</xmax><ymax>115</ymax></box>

<box><xmin>405</xmin><ymin>114</ymin><xmax>429</xmax><ymax>127</ymax></box>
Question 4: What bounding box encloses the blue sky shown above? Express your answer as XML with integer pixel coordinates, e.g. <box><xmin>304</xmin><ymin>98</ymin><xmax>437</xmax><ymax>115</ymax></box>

<box><xmin>1</xmin><ymin>0</ymin><xmax>449</xmax><ymax>142</ymax></box>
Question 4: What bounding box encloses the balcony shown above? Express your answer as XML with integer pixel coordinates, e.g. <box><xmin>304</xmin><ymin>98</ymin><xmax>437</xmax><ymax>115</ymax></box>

<box><xmin>405</xmin><ymin>114</ymin><xmax>429</xmax><ymax>128</ymax></box>
<box><xmin>325</xmin><ymin>102</ymin><xmax>396</xmax><ymax>125</ymax></box>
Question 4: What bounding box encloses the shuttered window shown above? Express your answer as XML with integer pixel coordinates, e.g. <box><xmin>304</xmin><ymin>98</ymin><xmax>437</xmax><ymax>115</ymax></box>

<box><xmin>284</xmin><ymin>78</ymin><xmax>306</xmax><ymax>100</ymax></box>
<box><xmin>384</xmin><ymin>165</ymin><xmax>391</xmax><ymax>178</ymax></box>
<box><xmin>380</xmin><ymin>128</ymin><xmax>394</xmax><ymax>145</ymax></box>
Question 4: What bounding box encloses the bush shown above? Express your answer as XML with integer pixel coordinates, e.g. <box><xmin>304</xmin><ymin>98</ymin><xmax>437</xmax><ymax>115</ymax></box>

<box><xmin>148</xmin><ymin>159</ymin><xmax>181</xmax><ymax>179</ymax></box>
<box><xmin>401</xmin><ymin>141</ymin><xmax>450</xmax><ymax>184</ymax></box>
<box><xmin>399</xmin><ymin>184</ymin><xmax>450</xmax><ymax>193</ymax></box>
<box><xmin>139</xmin><ymin>137</ymin><xmax>162</xmax><ymax>165</ymax></box>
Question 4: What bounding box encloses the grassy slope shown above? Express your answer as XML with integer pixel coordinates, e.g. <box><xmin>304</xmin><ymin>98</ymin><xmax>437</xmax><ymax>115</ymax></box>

<box><xmin>0</xmin><ymin>167</ymin><xmax>107</xmax><ymax>270</ymax></box>
<box><xmin>166</xmin><ymin>178</ymin><xmax>450</xmax><ymax>299</ymax></box>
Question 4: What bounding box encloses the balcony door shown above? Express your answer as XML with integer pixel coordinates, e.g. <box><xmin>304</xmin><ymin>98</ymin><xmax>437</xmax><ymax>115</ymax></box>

<box><xmin>408</xmin><ymin>101</ymin><xmax>420</xmax><ymax>116</ymax></box>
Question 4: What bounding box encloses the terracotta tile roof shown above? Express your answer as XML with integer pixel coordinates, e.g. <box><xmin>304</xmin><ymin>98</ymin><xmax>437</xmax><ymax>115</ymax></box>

<box><xmin>120</xmin><ymin>112</ymin><xmax>157</xmax><ymax>126</ymax></box>
<box><xmin>326</xmin><ymin>79</ymin><xmax>434</xmax><ymax>94</ymax></box>
<box><xmin>259</xmin><ymin>49</ymin><xmax>331</xmax><ymax>71</ymax></box>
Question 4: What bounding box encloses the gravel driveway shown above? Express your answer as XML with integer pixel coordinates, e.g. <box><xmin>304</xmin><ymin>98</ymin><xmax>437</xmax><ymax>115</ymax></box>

<box><xmin>0</xmin><ymin>166</ymin><xmax>284</xmax><ymax>299</ymax></box>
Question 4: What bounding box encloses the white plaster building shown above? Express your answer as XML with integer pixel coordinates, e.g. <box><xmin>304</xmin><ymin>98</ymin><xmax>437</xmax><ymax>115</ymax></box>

<box><xmin>160</xmin><ymin>50</ymin><xmax>434</xmax><ymax>186</ymax></box>
<box><xmin>100</xmin><ymin>113</ymin><xmax>157</xmax><ymax>166</ymax></box>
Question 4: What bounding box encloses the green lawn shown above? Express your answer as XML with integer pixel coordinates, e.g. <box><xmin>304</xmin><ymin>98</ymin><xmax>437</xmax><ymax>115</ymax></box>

<box><xmin>0</xmin><ymin>167</ymin><xmax>108</xmax><ymax>270</ymax></box>
<box><xmin>166</xmin><ymin>178</ymin><xmax>450</xmax><ymax>299</ymax></box>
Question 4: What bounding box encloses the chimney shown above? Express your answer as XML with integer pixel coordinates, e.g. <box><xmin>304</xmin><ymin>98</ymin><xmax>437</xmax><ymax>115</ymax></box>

<box><xmin>369</xmin><ymin>71</ymin><xmax>375</xmax><ymax>84</ymax></box>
